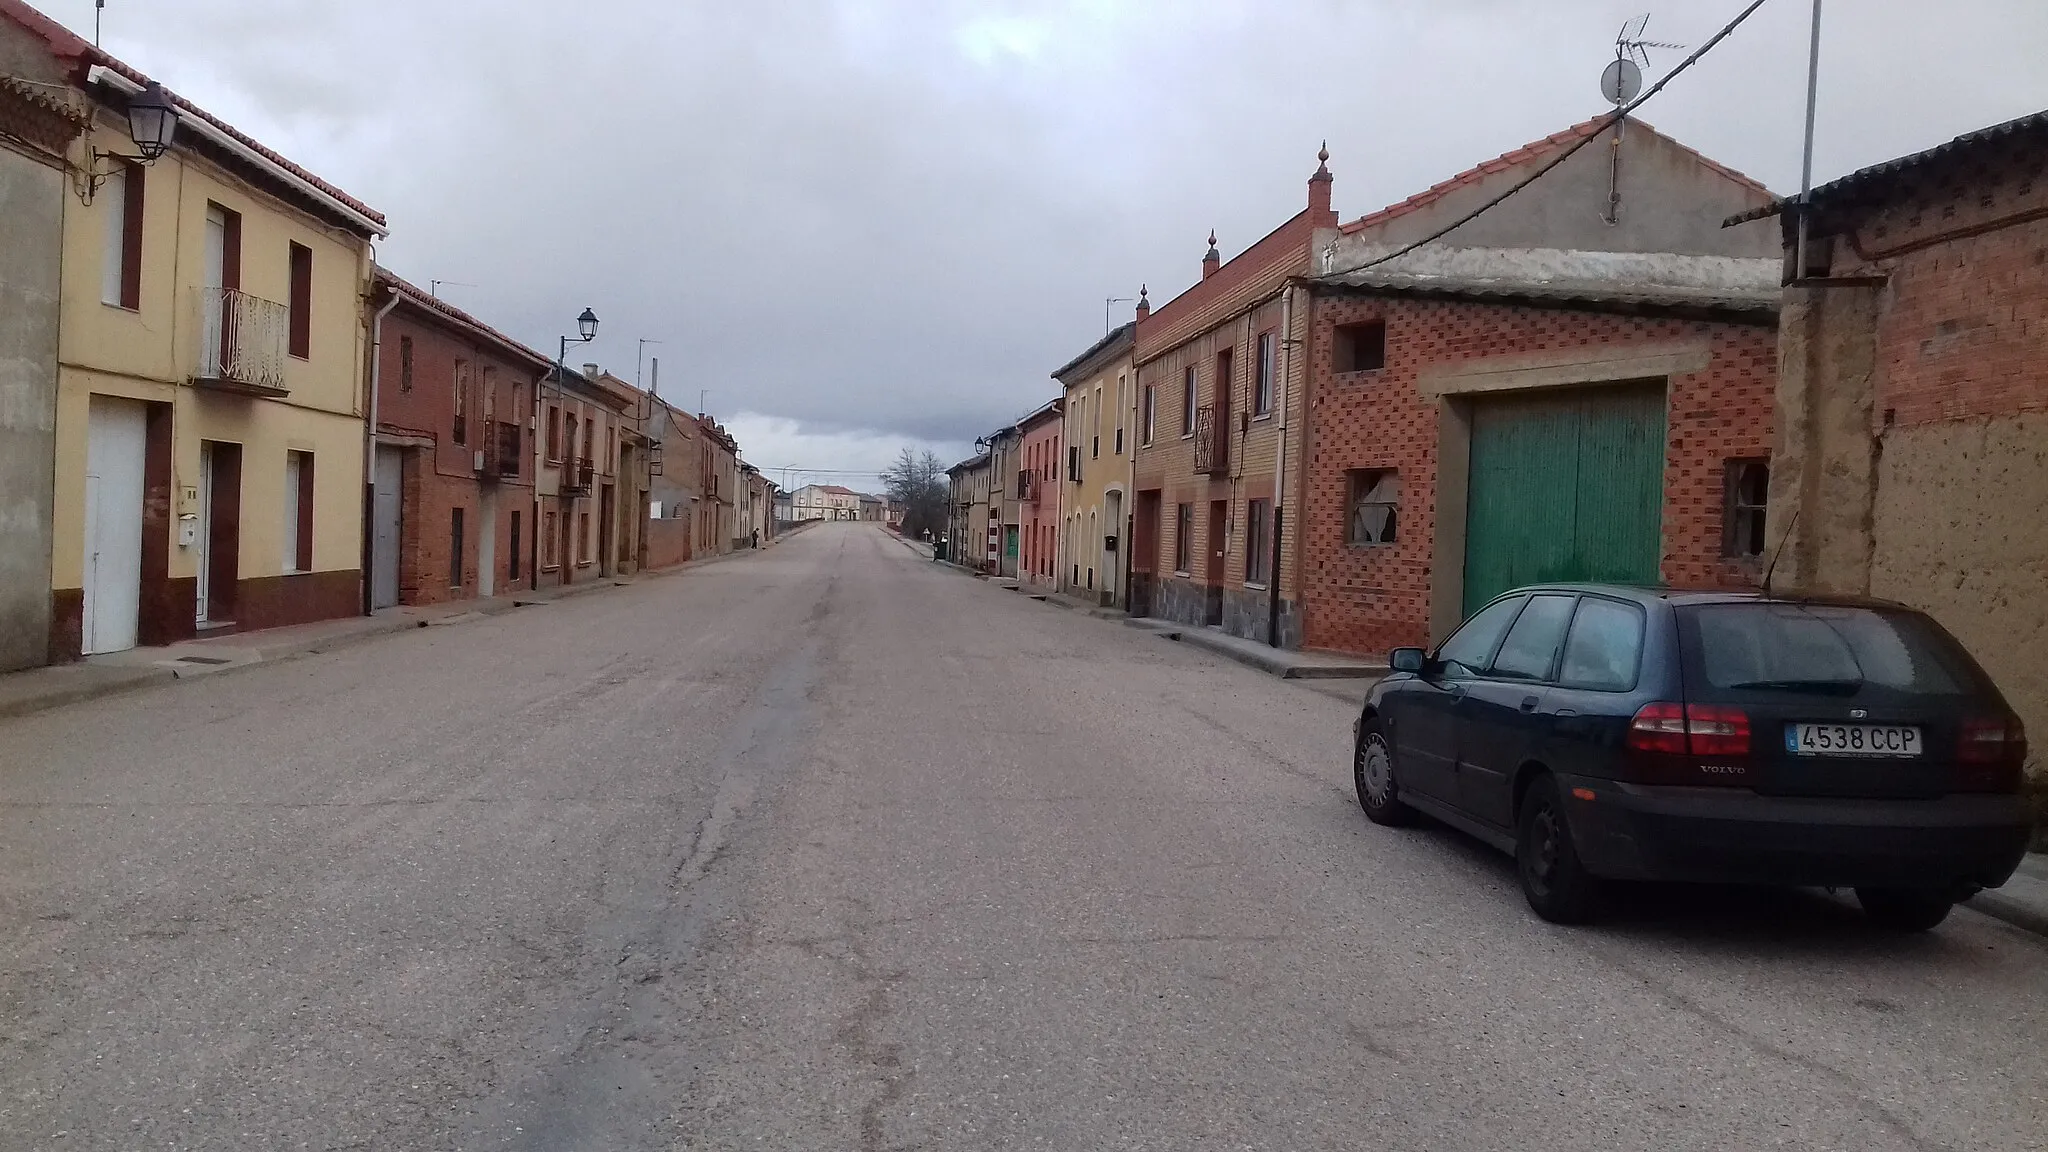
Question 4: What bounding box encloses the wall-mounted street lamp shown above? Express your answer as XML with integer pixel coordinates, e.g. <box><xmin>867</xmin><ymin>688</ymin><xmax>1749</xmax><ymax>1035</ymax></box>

<box><xmin>78</xmin><ymin>79</ymin><xmax>177</xmax><ymax>203</ymax></box>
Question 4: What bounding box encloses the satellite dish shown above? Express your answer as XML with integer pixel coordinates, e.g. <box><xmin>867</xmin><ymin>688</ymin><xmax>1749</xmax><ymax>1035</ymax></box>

<box><xmin>1601</xmin><ymin>57</ymin><xmax>1642</xmax><ymax>106</ymax></box>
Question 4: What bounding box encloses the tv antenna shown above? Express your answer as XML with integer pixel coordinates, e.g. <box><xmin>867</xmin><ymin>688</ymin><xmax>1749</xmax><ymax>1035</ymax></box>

<box><xmin>1104</xmin><ymin>296</ymin><xmax>1134</xmax><ymax>334</ymax></box>
<box><xmin>429</xmin><ymin>279</ymin><xmax>474</xmax><ymax>298</ymax></box>
<box><xmin>94</xmin><ymin>1</ymin><xmax>105</xmax><ymax>47</ymax></box>
<box><xmin>1599</xmin><ymin>15</ymin><xmax>1686</xmax><ymax>224</ymax></box>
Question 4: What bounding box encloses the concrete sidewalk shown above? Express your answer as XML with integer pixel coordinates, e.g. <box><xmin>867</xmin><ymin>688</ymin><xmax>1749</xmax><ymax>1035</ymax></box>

<box><xmin>1969</xmin><ymin>853</ymin><xmax>2048</xmax><ymax>937</ymax></box>
<box><xmin>0</xmin><ymin>565</ymin><xmax>679</xmax><ymax>721</ymax></box>
<box><xmin>1125</xmin><ymin>617</ymin><xmax>1388</xmax><ymax>680</ymax></box>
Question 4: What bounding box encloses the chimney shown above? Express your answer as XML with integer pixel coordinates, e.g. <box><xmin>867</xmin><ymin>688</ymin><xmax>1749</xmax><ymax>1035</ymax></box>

<box><xmin>1308</xmin><ymin>141</ymin><xmax>1335</xmax><ymax>226</ymax></box>
<box><xmin>582</xmin><ymin>363</ymin><xmax>600</xmax><ymax>379</ymax></box>
<box><xmin>1134</xmin><ymin>284</ymin><xmax>1150</xmax><ymax>321</ymax></box>
<box><xmin>1201</xmin><ymin>231</ymin><xmax>1220</xmax><ymax>279</ymax></box>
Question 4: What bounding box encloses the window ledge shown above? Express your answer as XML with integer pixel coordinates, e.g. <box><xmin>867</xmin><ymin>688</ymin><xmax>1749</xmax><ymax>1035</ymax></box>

<box><xmin>101</xmin><ymin>301</ymin><xmax>139</xmax><ymax>314</ymax></box>
<box><xmin>1345</xmin><ymin>541</ymin><xmax>1398</xmax><ymax>550</ymax></box>
<box><xmin>1336</xmin><ymin>368</ymin><xmax>1387</xmax><ymax>380</ymax></box>
<box><xmin>1173</xmin><ymin>569</ymin><xmax>1191</xmax><ymax>578</ymax></box>
<box><xmin>1243</xmin><ymin>580</ymin><xmax>1269</xmax><ymax>591</ymax></box>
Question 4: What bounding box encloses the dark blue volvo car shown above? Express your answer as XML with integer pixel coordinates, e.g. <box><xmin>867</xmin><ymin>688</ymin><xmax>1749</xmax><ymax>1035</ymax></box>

<box><xmin>1353</xmin><ymin>585</ymin><xmax>2033</xmax><ymax>930</ymax></box>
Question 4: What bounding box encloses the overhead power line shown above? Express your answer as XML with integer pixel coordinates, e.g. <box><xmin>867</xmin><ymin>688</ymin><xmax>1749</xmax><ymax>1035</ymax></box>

<box><xmin>1351</xmin><ymin>0</ymin><xmax>1773</xmax><ymax>274</ymax></box>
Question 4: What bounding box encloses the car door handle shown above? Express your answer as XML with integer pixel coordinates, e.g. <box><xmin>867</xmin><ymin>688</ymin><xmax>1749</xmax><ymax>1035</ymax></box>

<box><xmin>1519</xmin><ymin>696</ymin><xmax>1540</xmax><ymax>714</ymax></box>
<box><xmin>1553</xmin><ymin>708</ymin><xmax>1579</xmax><ymax>718</ymax></box>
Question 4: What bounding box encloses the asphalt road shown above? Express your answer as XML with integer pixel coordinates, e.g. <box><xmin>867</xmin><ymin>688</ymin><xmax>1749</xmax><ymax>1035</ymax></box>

<box><xmin>2</xmin><ymin>522</ymin><xmax>2044</xmax><ymax>1151</ymax></box>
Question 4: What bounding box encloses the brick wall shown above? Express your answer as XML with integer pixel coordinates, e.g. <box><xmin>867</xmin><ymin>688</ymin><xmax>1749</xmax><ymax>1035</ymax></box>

<box><xmin>1301</xmin><ymin>291</ymin><xmax>1777</xmax><ymax>656</ymax></box>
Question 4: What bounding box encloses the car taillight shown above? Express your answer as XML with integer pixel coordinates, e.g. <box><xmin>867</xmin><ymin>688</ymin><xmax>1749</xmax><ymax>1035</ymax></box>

<box><xmin>1686</xmin><ymin>705</ymin><xmax>1752</xmax><ymax>757</ymax></box>
<box><xmin>1625</xmin><ymin>702</ymin><xmax>1753</xmax><ymax>785</ymax></box>
<box><xmin>1626</xmin><ymin>703</ymin><xmax>1751</xmax><ymax>756</ymax></box>
<box><xmin>1957</xmin><ymin>715</ymin><xmax>2027</xmax><ymax>792</ymax></box>
<box><xmin>1626</xmin><ymin>702</ymin><xmax>1688</xmax><ymax>754</ymax></box>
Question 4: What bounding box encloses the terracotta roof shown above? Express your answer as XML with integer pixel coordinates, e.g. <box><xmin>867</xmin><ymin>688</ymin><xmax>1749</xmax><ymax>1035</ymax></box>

<box><xmin>1341</xmin><ymin>116</ymin><xmax>1769</xmax><ymax>236</ymax></box>
<box><xmin>0</xmin><ymin>0</ymin><xmax>386</xmax><ymax>231</ymax></box>
<box><xmin>374</xmin><ymin>267</ymin><xmax>552</xmax><ymax>369</ymax></box>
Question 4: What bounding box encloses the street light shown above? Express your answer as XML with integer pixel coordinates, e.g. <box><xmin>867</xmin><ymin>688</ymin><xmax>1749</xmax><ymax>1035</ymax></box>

<box><xmin>126</xmin><ymin>81</ymin><xmax>178</xmax><ymax>161</ymax></box>
<box><xmin>577</xmin><ymin>308</ymin><xmax>599</xmax><ymax>343</ymax></box>
<box><xmin>78</xmin><ymin>79</ymin><xmax>180</xmax><ymax>203</ymax></box>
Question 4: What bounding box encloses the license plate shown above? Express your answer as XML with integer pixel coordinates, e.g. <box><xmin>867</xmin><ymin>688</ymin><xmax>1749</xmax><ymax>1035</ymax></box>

<box><xmin>1786</xmin><ymin>723</ymin><xmax>1922</xmax><ymax>757</ymax></box>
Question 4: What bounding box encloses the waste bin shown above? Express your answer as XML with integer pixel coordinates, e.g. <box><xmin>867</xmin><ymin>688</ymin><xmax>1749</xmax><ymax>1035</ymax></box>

<box><xmin>933</xmin><ymin>539</ymin><xmax>948</xmax><ymax>561</ymax></box>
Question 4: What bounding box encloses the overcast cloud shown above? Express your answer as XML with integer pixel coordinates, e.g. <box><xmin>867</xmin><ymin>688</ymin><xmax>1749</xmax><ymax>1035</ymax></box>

<box><xmin>38</xmin><ymin>0</ymin><xmax>2048</xmax><ymax>486</ymax></box>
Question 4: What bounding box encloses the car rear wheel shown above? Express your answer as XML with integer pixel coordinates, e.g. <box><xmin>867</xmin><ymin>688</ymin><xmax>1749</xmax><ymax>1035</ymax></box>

<box><xmin>1517</xmin><ymin>776</ymin><xmax>1600</xmax><ymax>924</ymax></box>
<box><xmin>1354</xmin><ymin>722</ymin><xmax>1416</xmax><ymax>827</ymax></box>
<box><xmin>1855</xmin><ymin>887</ymin><xmax>1955</xmax><ymax>933</ymax></box>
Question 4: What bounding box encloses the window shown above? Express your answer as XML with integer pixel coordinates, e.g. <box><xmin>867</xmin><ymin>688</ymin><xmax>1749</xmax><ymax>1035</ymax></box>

<box><xmin>1115</xmin><ymin>374</ymin><xmax>1126</xmax><ymax>454</ymax></box>
<box><xmin>1180</xmin><ymin>367</ymin><xmax>1197</xmax><ymax>436</ymax></box>
<box><xmin>1559</xmin><ymin>598</ymin><xmax>1644</xmax><ymax>691</ymax></box>
<box><xmin>282</xmin><ymin>451</ymin><xmax>313</xmax><ymax>572</ymax></box>
<box><xmin>510</xmin><ymin>383</ymin><xmax>523</xmax><ymax>424</ymax></box>
<box><xmin>450</xmin><ymin>508</ymin><xmax>466</xmax><ymax>588</ymax></box>
<box><xmin>1436</xmin><ymin>595</ymin><xmax>1525</xmax><ymax>678</ymax></box>
<box><xmin>1141</xmin><ymin>385</ymin><xmax>1156</xmax><ymax>445</ymax></box>
<box><xmin>1335</xmin><ymin>320</ymin><xmax>1387</xmax><ymax>373</ymax></box>
<box><xmin>1685</xmin><ymin>604</ymin><xmax>1981</xmax><ymax>696</ymax></box>
<box><xmin>509</xmin><ymin>511</ymin><xmax>522</xmax><ymax>581</ymax></box>
<box><xmin>1245</xmin><ymin>498</ymin><xmax>1271</xmax><ymax>585</ymax></box>
<box><xmin>102</xmin><ymin>161</ymin><xmax>144</xmax><ymax>310</ymax></box>
<box><xmin>1092</xmin><ymin>384</ymin><xmax>1103</xmax><ymax>458</ymax></box>
<box><xmin>452</xmin><ymin>359</ymin><xmax>470</xmax><ymax>445</ymax></box>
<box><xmin>583</xmin><ymin>419</ymin><xmax>594</xmax><ymax>461</ymax></box>
<box><xmin>547</xmin><ymin>405</ymin><xmax>561</xmax><ymax>461</ymax></box>
<box><xmin>482</xmin><ymin>366</ymin><xmax>497</xmax><ymax>423</ymax></box>
<box><xmin>543</xmin><ymin>509</ymin><xmax>559</xmax><ymax>569</ymax></box>
<box><xmin>578</xmin><ymin>512</ymin><xmax>591</xmax><ymax>565</ymax></box>
<box><xmin>1346</xmin><ymin>470</ymin><xmax>1399</xmax><ymax>545</ymax></box>
<box><xmin>1254</xmin><ymin>331</ymin><xmax>1276</xmax><ymax>415</ymax></box>
<box><xmin>1724</xmin><ymin>458</ymin><xmax>1769</xmax><ymax>558</ymax></box>
<box><xmin>398</xmin><ymin>335</ymin><xmax>414</xmax><ymax>392</ymax></box>
<box><xmin>287</xmin><ymin>243</ymin><xmax>312</xmax><ymax>359</ymax></box>
<box><xmin>1174</xmin><ymin>503</ymin><xmax>1193</xmax><ymax>573</ymax></box>
<box><xmin>1489</xmin><ymin>594</ymin><xmax>1576</xmax><ymax>681</ymax></box>
<box><xmin>564</xmin><ymin>413</ymin><xmax>578</xmax><ymax>463</ymax></box>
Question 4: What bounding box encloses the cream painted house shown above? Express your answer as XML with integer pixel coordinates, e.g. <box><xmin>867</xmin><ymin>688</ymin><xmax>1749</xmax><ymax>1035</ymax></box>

<box><xmin>1054</xmin><ymin>320</ymin><xmax>1136</xmax><ymax>607</ymax></box>
<box><xmin>1</xmin><ymin>2</ymin><xmax>387</xmax><ymax>659</ymax></box>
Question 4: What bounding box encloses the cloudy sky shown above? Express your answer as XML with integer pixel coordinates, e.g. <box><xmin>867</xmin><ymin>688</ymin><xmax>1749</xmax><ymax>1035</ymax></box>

<box><xmin>37</xmin><ymin>0</ymin><xmax>2048</xmax><ymax>487</ymax></box>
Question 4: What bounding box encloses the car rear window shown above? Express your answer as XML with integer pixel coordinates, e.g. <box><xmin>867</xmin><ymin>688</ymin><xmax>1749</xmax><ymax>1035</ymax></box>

<box><xmin>1684</xmin><ymin>603</ymin><xmax>1982</xmax><ymax>697</ymax></box>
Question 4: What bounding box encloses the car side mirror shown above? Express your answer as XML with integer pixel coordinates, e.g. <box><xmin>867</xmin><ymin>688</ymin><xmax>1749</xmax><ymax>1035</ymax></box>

<box><xmin>1389</xmin><ymin>647</ymin><xmax>1427</xmax><ymax>674</ymax></box>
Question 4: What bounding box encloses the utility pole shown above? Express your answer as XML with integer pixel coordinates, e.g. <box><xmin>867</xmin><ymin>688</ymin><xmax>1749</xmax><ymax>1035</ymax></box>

<box><xmin>1795</xmin><ymin>0</ymin><xmax>1824</xmax><ymax>280</ymax></box>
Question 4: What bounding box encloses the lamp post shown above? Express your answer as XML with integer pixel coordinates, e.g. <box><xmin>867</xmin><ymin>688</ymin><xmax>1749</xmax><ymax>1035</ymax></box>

<box><xmin>535</xmin><ymin>308</ymin><xmax>599</xmax><ymax>587</ymax></box>
<box><xmin>79</xmin><ymin>79</ymin><xmax>179</xmax><ymax>203</ymax></box>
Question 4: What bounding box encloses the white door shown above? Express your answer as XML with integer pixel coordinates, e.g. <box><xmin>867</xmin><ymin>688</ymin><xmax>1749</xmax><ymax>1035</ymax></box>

<box><xmin>195</xmin><ymin>442</ymin><xmax>213</xmax><ymax>624</ymax></box>
<box><xmin>372</xmin><ymin>446</ymin><xmax>403</xmax><ymax>608</ymax></box>
<box><xmin>200</xmin><ymin>207</ymin><xmax>227</xmax><ymax>377</ymax></box>
<box><xmin>83</xmin><ymin>397</ymin><xmax>147</xmax><ymax>654</ymax></box>
<box><xmin>478</xmin><ymin>488</ymin><xmax>497</xmax><ymax>597</ymax></box>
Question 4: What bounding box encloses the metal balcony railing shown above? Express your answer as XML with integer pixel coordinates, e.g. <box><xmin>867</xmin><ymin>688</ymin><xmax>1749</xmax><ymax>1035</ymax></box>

<box><xmin>562</xmin><ymin>455</ymin><xmax>594</xmax><ymax>492</ymax></box>
<box><xmin>484</xmin><ymin>421</ymin><xmax>520</xmax><ymax>479</ymax></box>
<box><xmin>1193</xmin><ymin>405</ymin><xmax>1228</xmax><ymax>476</ymax></box>
<box><xmin>194</xmin><ymin>287</ymin><xmax>290</xmax><ymax>395</ymax></box>
<box><xmin>1017</xmin><ymin>471</ymin><xmax>1034</xmax><ymax>501</ymax></box>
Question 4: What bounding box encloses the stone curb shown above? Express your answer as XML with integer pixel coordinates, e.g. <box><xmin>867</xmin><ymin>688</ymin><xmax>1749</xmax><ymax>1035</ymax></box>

<box><xmin>1965</xmin><ymin>890</ymin><xmax>2048</xmax><ymax>938</ymax></box>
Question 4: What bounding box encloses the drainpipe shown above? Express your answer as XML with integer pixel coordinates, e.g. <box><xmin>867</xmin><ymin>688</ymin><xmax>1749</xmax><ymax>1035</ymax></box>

<box><xmin>1267</xmin><ymin>284</ymin><xmax>1295</xmax><ymax>648</ymax></box>
<box><xmin>362</xmin><ymin>280</ymin><xmax>402</xmax><ymax>616</ymax></box>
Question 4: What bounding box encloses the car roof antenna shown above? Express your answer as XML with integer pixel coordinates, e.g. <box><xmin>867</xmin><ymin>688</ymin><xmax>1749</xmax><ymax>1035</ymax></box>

<box><xmin>1762</xmin><ymin>506</ymin><xmax>1800</xmax><ymax>599</ymax></box>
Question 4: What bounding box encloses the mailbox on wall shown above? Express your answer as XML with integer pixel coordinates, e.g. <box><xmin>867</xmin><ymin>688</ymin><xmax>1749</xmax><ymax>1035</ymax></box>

<box><xmin>1104</xmin><ymin>535</ymin><xmax>1118</xmax><ymax>552</ymax></box>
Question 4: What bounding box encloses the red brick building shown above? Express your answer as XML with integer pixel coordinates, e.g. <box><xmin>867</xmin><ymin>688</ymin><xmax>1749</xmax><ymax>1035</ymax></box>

<box><xmin>1748</xmin><ymin>110</ymin><xmax>2048</xmax><ymax>810</ymax></box>
<box><xmin>1129</xmin><ymin>150</ymin><xmax>1337</xmax><ymax>646</ymax></box>
<box><xmin>1016</xmin><ymin>399</ymin><xmax>1063</xmax><ymax>589</ymax></box>
<box><xmin>370</xmin><ymin>270</ymin><xmax>548</xmax><ymax>607</ymax></box>
<box><xmin>1295</xmin><ymin>119</ymin><xmax>1784</xmax><ymax>654</ymax></box>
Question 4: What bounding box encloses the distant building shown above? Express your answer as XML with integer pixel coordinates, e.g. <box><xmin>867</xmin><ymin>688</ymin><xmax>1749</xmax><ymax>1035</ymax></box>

<box><xmin>790</xmin><ymin>483</ymin><xmax>860</xmax><ymax>521</ymax></box>
<box><xmin>1016</xmin><ymin>399</ymin><xmax>1063</xmax><ymax>590</ymax></box>
<box><xmin>1053</xmin><ymin>320</ymin><xmax>1136</xmax><ymax>607</ymax></box>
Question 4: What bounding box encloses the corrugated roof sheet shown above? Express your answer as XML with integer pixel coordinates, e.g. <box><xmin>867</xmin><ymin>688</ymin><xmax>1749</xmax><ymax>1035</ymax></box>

<box><xmin>1314</xmin><ymin>268</ymin><xmax>1779</xmax><ymax>315</ymax></box>
<box><xmin>1724</xmin><ymin>109</ymin><xmax>2048</xmax><ymax>226</ymax></box>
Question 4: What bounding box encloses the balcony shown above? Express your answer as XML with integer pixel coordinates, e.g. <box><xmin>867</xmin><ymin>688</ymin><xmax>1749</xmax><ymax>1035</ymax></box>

<box><xmin>561</xmin><ymin>455</ymin><xmax>595</xmax><ymax>493</ymax></box>
<box><xmin>1017</xmin><ymin>470</ymin><xmax>1035</xmax><ymax>502</ymax></box>
<box><xmin>1193</xmin><ymin>405</ymin><xmax>1229</xmax><ymax>476</ymax></box>
<box><xmin>481</xmin><ymin>421</ymin><xmax>520</xmax><ymax>480</ymax></box>
<box><xmin>193</xmin><ymin>287</ymin><xmax>290</xmax><ymax>396</ymax></box>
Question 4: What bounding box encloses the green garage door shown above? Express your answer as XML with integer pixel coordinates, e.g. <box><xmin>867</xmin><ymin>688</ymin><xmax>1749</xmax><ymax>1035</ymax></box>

<box><xmin>1463</xmin><ymin>384</ymin><xmax>1666</xmax><ymax>618</ymax></box>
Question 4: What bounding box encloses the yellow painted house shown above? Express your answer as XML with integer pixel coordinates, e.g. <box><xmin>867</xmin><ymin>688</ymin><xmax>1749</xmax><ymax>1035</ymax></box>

<box><xmin>1052</xmin><ymin>318</ymin><xmax>1137</xmax><ymax>608</ymax></box>
<box><xmin>2</xmin><ymin>0</ymin><xmax>387</xmax><ymax>659</ymax></box>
